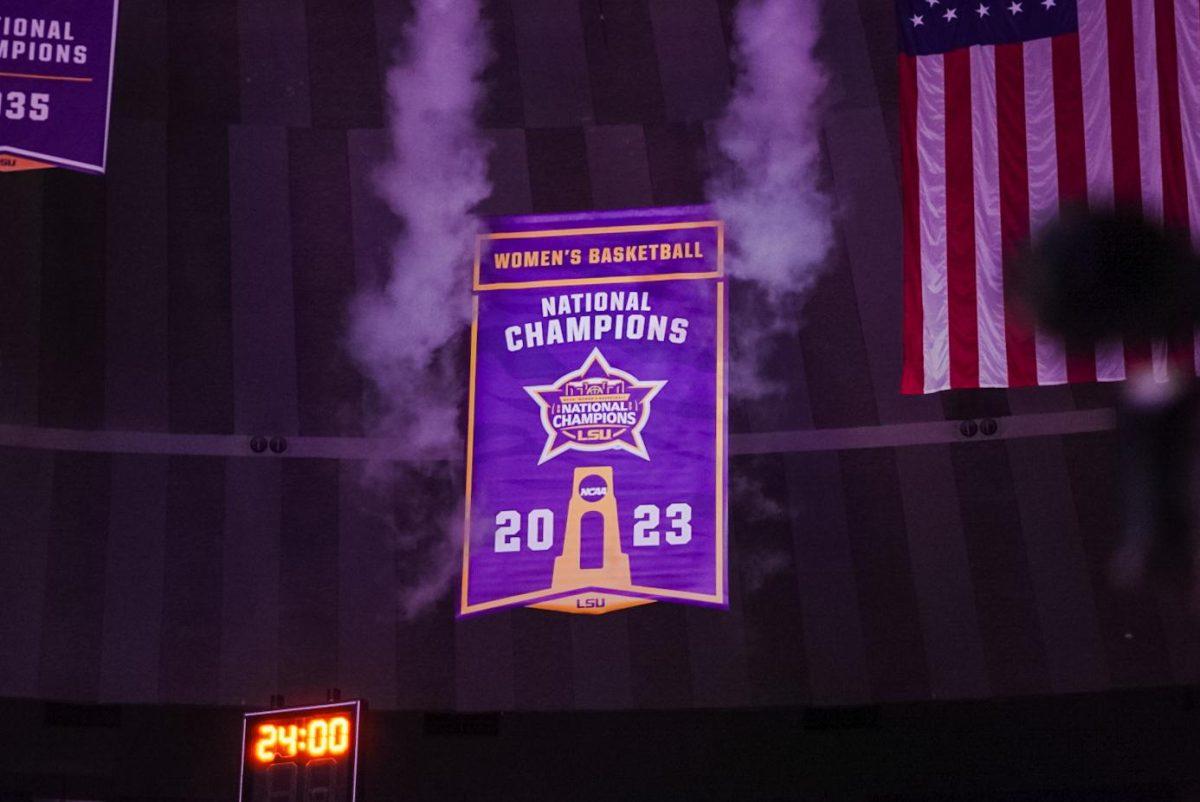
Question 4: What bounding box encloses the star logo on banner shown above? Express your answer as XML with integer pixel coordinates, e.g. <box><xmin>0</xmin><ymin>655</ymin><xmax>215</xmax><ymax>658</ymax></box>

<box><xmin>525</xmin><ymin>348</ymin><xmax>665</xmax><ymax>465</ymax></box>
<box><xmin>1041</xmin><ymin>0</ymin><xmax>1056</xmax><ymax>7</ymax></box>
<box><xmin>943</xmin><ymin>7</ymin><xmax>958</xmax><ymax>20</ymax></box>
<box><xmin>911</xmin><ymin>13</ymin><xmax>925</xmax><ymax>25</ymax></box>
<box><xmin>1008</xmin><ymin>0</ymin><xmax>1023</xmax><ymax>12</ymax></box>
<box><xmin>976</xmin><ymin>3</ymin><xmax>990</xmax><ymax>16</ymax></box>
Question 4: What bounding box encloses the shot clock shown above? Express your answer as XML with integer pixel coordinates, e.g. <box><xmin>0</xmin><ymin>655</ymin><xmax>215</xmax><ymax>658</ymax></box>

<box><xmin>239</xmin><ymin>700</ymin><xmax>363</xmax><ymax>802</ymax></box>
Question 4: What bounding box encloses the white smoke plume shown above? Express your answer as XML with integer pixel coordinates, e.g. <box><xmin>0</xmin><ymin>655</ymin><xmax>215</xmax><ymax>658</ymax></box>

<box><xmin>348</xmin><ymin>0</ymin><xmax>491</xmax><ymax>617</ymax></box>
<box><xmin>709</xmin><ymin>0</ymin><xmax>833</xmax><ymax>397</ymax></box>
<box><xmin>731</xmin><ymin>465</ymin><xmax>792</xmax><ymax>593</ymax></box>
<box><xmin>351</xmin><ymin>0</ymin><xmax>491</xmax><ymax>457</ymax></box>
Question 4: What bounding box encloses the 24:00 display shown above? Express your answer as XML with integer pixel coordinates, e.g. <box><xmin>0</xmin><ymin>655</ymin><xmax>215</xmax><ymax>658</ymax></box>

<box><xmin>252</xmin><ymin>716</ymin><xmax>351</xmax><ymax>762</ymax></box>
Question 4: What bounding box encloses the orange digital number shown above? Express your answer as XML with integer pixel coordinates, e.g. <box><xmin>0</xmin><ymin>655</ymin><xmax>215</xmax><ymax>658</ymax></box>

<box><xmin>329</xmin><ymin>716</ymin><xmax>350</xmax><ymax>755</ymax></box>
<box><xmin>254</xmin><ymin>723</ymin><xmax>277</xmax><ymax>763</ymax></box>
<box><xmin>309</xmin><ymin>718</ymin><xmax>329</xmax><ymax>756</ymax></box>
<box><xmin>276</xmin><ymin>723</ymin><xmax>298</xmax><ymax>757</ymax></box>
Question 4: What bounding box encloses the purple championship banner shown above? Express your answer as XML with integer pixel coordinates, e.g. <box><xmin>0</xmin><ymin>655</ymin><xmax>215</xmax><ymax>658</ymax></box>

<box><xmin>0</xmin><ymin>1</ymin><xmax>118</xmax><ymax>174</ymax></box>
<box><xmin>460</xmin><ymin>206</ymin><xmax>728</xmax><ymax>617</ymax></box>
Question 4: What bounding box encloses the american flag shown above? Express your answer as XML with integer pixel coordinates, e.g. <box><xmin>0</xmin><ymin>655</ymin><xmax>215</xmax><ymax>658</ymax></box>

<box><xmin>898</xmin><ymin>0</ymin><xmax>1200</xmax><ymax>393</ymax></box>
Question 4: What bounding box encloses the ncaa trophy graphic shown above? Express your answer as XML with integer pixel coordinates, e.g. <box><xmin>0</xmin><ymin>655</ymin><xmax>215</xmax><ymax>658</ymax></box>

<box><xmin>530</xmin><ymin>467</ymin><xmax>654</xmax><ymax>614</ymax></box>
<box><xmin>551</xmin><ymin>469</ymin><xmax>630</xmax><ymax>590</ymax></box>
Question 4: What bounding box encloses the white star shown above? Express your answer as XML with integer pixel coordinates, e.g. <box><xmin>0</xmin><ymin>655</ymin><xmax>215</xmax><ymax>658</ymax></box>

<box><xmin>976</xmin><ymin>3</ymin><xmax>990</xmax><ymax>16</ymax></box>
<box><xmin>944</xmin><ymin>7</ymin><xmax>958</xmax><ymax>20</ymax></box>
<box><xmin>911</xmin><ymin>13</ymin><xmax>925</xmax><ymax>25</ymax></box>
<box><xmin>1008</xmin><ymin>0</ymin><xmax>1022</xmax><ymax>12</ymax></box>
<box><xmin>925</xmin><ymin>0</ymin><xmax>940</xmax><ymax>6</ymax></box>
<box><xmin>1041</xmin><ymin>0</ymin><xmax>1056</xmax><ymax>7</ymax></box>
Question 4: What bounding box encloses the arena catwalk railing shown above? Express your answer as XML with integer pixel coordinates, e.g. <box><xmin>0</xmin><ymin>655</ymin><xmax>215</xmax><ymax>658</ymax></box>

<box><xmin>0</xmin><ymin>408</ymin><xmax>1115</xmax><ymax>459</ymax></box>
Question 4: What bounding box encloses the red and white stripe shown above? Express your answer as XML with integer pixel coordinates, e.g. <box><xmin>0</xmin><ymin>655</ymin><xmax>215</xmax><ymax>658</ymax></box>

<box><xmin>1025</xmin><ymin>37</ymin><xmax>1067</xmax><ymax>385</ymax></box>
<box><xmin>973</xmin><ymin>45</ymin><xmax>1008</xmax><ymax>388</ymax></box>
<box><xmin>916</xmin><ymin>53</ymin><xmax>950</xmax><ymax>393</ymax></box>
<box><xmin>901</xmin><ymin>0</ymin><xmax>1200</xmax><ymax>393</ymax></box>
<box><xmin>1155</xmin><ymin>0</ymin><xmax>1196</xmax><ymax>371</ymax></box>
<box><xmin>1178</xmin><ymin>0</ymin><xmax>1200</xmax><ymax>373</ymax></box>
<box><xmin>996</xmin><ymin>43</ymin><xmax>1033</xmax><ymax>385</ymax></box>
<box><xmin>1078</xmin><ymin>0</ymin><xmax>1125</xmax><ymax>382</ymax></box>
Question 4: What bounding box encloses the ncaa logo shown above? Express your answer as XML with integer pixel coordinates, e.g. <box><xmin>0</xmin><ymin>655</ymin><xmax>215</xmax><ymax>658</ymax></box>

<box><xmin>578</xmin><ymin>473</ymin><xmax>609</xmax><ymax>500</ymax></box>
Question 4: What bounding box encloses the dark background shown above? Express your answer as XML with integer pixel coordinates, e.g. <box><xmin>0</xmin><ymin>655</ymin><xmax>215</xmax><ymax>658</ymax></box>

<box><xmin>2</xmin><ymin>0</ymin><xmax>1200</xmax><ymax>797</ymax></box>
<box><xmin>2</xmin><ymin>688</ymin><xmax>1200</xmax><ymax>800</ymax></box>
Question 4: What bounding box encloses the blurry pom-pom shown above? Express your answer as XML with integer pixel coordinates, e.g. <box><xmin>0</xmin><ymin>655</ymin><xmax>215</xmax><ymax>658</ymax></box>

<box><xmin>1022</xmin><ymin>204</ymin><xmax>1198</xmax><ymax>342</ymax></box>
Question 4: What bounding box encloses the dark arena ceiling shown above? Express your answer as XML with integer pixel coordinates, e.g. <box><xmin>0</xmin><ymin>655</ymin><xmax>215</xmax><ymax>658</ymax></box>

<box><xmin>2</xmin><ymin>0</ymin><xmax>1199</xmax><ymax>799</ymax></box>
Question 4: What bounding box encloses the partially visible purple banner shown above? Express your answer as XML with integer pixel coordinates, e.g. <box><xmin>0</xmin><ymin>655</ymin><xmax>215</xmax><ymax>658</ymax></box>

<box><xmin>0</xmin><ymin>1</ymin><xmax>119</xmax><ymax>174</ymax></box>
<box><xmin>460</xmin><ymin>206</ymin><xmax>728</xmax><ymax>617</ymax></box>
